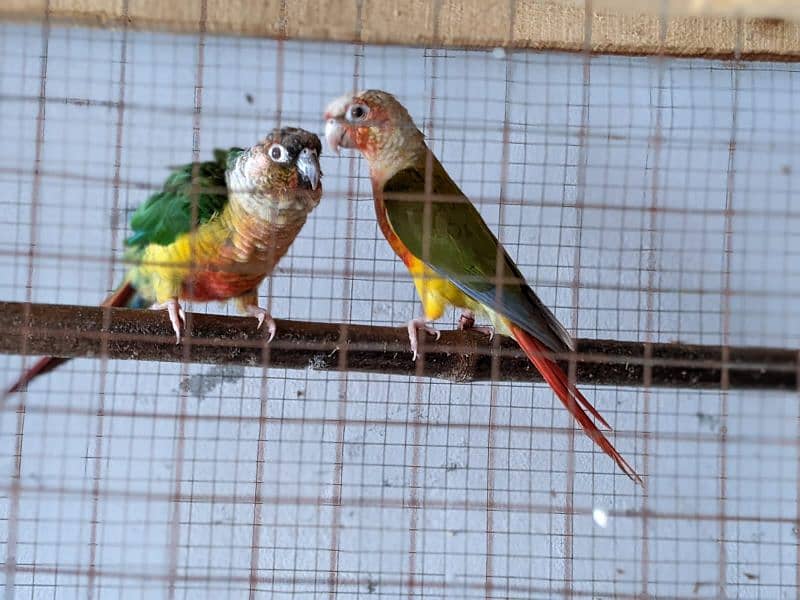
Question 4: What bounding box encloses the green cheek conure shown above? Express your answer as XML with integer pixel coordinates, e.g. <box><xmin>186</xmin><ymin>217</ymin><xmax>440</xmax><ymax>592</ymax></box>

<box><xmin>7</xmin><ymin>127</ymin><xmax>323</xmax><ymax>395</ymax></box>
<box><xmin>324</xmin><ymin>90</ymin><xmax>640</xmax><ymax>484</ymax></box>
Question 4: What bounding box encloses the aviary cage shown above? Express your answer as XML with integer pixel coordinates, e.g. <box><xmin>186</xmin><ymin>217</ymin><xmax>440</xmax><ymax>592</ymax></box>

<box><xmin>1</xmin><ymin>0</ymin><xmax>799</xmax><ymax>598</ymax></box>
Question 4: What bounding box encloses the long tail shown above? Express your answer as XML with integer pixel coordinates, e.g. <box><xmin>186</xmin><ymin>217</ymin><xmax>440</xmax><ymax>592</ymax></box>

<box><xmin>4</xmin><ymin>282</ymin><xmax>137</xmax><ymax>397</ymax></box>
<box><xmin>508</xmin><ymin>322</ymin><xmax>642</xmax><ymax>485</ymax></box>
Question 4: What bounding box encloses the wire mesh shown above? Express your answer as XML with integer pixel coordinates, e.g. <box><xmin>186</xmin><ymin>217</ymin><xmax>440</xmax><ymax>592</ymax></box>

<box><xmin>0</xmin><ymin>8</ymin><xmax>799</xmax><ymax>600</ymax></box>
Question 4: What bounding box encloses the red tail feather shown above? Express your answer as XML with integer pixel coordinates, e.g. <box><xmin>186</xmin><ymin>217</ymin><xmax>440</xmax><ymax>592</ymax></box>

<box><xmin>5</xmin><ymin>356</ymin><xmax>69</xmax><ymax>395</ymax></box>
<box><xmin>509</xmin><ymin>323</ymin><xmax>642</xmax><ymax>485</ymax></box>
<box><xmin>4</xmin><ymin>282</ymin><xmax>137</xmax><ymax>398</ymax></box>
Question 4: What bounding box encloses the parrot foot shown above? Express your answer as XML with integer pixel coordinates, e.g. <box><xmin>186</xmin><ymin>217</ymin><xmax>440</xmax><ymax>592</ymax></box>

<box><xmin>407</xmin><ymin>317</ymin><xmax>441</xmax><ymax>361</ymax></box>
<box><xmin>150</xmin><ymin>298</ymin><xmax>186</xmax><ymax>344</ymax></box>
<box><xmin>244</xmin><ymin>305</ymin><xmax>277</xmax><ymax>343</ymax></box>
<box><xmin>458</xmin><ymin>310</ymin><xmax>495</xmax><ymax>341</ymax></box>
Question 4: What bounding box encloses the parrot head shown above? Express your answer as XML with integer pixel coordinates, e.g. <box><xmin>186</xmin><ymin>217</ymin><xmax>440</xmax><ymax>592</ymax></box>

<box><xmin>229</xmin><ymin>127</ymin><xmax>322</xmax><ymax>200</ymax></box>
<box><xmin>324</xmin><ymin>90</ymin><xmax>425</xmax><ymax>171</ymax></box>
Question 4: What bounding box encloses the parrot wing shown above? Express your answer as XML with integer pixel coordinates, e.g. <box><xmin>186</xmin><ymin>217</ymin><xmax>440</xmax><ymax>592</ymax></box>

<box><xmin>382</xmin><ymin>158</ymin><xmax>574</xmax><ymax>353</ymax></box>
<box><xmin>125</xmin><ymin>147</ymin><xmax>244</xmax><ymax>249</ymax></box>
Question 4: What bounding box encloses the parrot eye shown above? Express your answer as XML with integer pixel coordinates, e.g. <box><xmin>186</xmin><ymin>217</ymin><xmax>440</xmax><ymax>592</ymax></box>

<box><xmin>268</xmin><ymin>144</ymin><xmax>290</xmax><ymax>163</ymax></box>
<box><xmin>347</xmin><ymin>103</ymin><xmax>369</xmax><ymax>122</ymax></box>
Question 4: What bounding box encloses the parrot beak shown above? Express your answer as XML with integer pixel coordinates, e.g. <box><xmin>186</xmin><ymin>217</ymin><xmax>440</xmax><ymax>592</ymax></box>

<box><xmin>296</xmin><ymin>147</ymin><xmax>321</xmax><ymax>191</ymax></box>
<box><xmin>324</xmin><ymin>94</ymin><xmax>359</xmax><ymax>156</ymax></box>
<box><xmin>324</xmin><ymin>118</ymin><xmax>352</xmax><ymax>156</ymax></box>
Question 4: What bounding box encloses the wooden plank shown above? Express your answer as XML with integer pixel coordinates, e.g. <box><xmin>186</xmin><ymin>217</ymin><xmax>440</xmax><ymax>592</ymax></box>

<box><xmin>2</xmin><ymin>0</ymin><xmax>800</xmax><ymax>60</ymax></box>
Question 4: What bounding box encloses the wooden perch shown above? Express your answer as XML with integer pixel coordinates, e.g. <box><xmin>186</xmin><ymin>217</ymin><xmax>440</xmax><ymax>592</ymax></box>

<box><xmin>0</xmin><ymin>301</ymin><xmax>797</xmax><ymax>390</ymax></box>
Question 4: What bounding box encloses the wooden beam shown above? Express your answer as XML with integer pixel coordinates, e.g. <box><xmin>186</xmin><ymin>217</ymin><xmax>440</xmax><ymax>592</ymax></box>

<box><xmin>2</xmin><ymin>0</ymin><xmax>800</xmax><ymax>60</ymax></box>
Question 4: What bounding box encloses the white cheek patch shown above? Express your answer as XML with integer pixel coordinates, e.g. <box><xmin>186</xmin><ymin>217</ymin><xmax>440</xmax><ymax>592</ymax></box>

<box><xmin>245</xmin><ymin>151</ymin><xmax>271</xmax><ymax>180</ymax></box>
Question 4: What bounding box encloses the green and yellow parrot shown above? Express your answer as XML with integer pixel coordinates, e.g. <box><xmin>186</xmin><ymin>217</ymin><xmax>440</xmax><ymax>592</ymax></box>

<box><xmin>7</xmin><ymin>127</ymin><xmax>322</xmax><ymax>394</ymax></box>
<box><xmin>324</xmin><ymin>90</ymin><xmax>640</xmax><ymax>483</ymax></box>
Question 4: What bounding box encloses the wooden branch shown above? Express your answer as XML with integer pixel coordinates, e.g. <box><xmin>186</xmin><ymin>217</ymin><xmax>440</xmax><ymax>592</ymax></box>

<box><xmin>0</xmin><ymin>301</ymin><xmax>796</xmax><ymax>391</ymax></box>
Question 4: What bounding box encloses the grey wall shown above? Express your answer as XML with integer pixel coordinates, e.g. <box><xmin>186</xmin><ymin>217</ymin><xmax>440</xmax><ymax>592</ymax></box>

<box><xmin>0</xmin><ymin>24</ymin><xmax>798</xmax><ymax>599</ymax></box>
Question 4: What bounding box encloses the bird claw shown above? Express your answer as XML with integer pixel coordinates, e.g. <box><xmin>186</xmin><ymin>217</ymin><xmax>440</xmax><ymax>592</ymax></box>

<box><xmin>150</xmin><ymin>298</ymin><xmax>185</xmax><ymax>344</ymax></box>
<box><xmin>472</xmin><ymin>325</ymin><xmax>495</xmax><ymax>341</ymax></box>
<box><xmin>407</xmin><ymin>317</ymin><xmax>441</xmax><ymax>361</ymax></box>
<box><xmin>245</xmin><ymin>305</ymin><xmax>276</xmax><ymax>343</ymax></box>
<box><xmin>458</xmin><ymin>311</ymin><xmax>494</xmax><ymax>341</ymax></box>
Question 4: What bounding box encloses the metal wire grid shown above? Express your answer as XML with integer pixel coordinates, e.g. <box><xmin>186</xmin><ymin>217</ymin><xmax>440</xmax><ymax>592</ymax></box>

<box><xmin>0</xmin><ymin>12</ymin><xmax>798</xmax><ymax>600</ymax></box>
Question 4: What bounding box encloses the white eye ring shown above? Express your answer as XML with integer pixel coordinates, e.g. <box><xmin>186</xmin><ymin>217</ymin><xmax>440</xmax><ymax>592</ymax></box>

<box><xmin>268</xmin><ymin>143</ymin><xmax>290</xmax><ymax>163</ymax></box>
<box><xmin>346</xmin><ymin>103</ymin><xmax>369</xmax><ymax>122</ymax></box>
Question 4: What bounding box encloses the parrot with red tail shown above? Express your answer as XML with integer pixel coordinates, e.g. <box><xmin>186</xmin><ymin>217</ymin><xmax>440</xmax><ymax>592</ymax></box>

<box><xmin>324</xmin><ymin>90</ymin><xmax>640</xmax><ymax>484</ymax></box>
<box><xmin>6</xmin><ymin>127</ymin><xmax>322</xmax><ymax>396</ymax></box>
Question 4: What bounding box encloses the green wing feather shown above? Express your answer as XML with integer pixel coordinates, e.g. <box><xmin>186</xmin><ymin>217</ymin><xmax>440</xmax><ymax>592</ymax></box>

<box><xmin>125</xmin><ymin>147</ymin><xmax>244</xmax><ymax>249</ymax></box>
<box><xmin>382</xmin><ymin>158</ymin><xmax>574</xmax><ymax>353</ymax></box>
